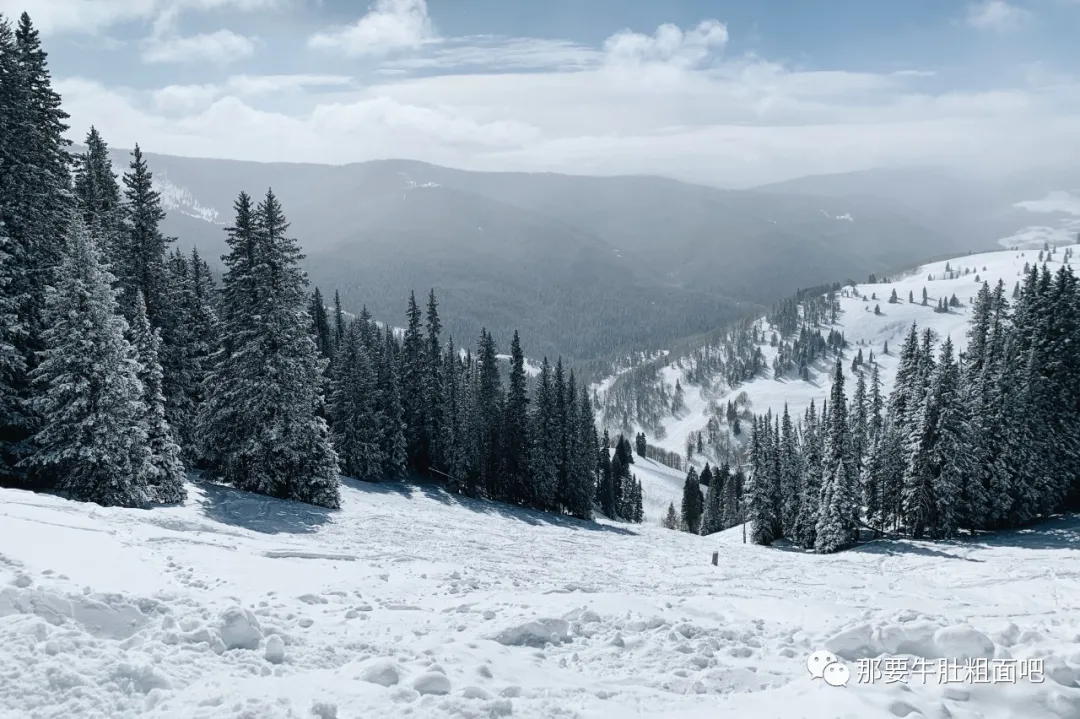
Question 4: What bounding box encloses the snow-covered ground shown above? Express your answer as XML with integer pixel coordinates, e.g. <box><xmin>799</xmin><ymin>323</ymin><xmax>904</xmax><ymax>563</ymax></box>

<box><xmin>1</xmin><ymin>478</ymin><xmax>1077</xmax><ymax>718</ymax></box>
<box><xmin>616</xmin><ymin>245</ymin><xmax>1080</xmax><ymax>468</ymax></box>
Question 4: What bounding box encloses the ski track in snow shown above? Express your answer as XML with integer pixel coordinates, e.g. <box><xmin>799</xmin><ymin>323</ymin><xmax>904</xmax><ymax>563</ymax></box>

<box><xmin>1</xmin><ymin>475</ymin><xmax>1078</xmax><ymax>719</ymax></box>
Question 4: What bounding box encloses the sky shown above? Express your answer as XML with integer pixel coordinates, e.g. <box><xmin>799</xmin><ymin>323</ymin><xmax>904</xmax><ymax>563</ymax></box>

<box><xmin>3</xmin><ymin>0</ymin><xmax>1079</xmax><ymax>187</ymax></box>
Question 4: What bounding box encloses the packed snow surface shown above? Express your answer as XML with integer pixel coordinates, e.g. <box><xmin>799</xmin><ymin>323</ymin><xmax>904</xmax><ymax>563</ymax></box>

<box><xmin>1</xmin><ymin>477</ymin><xmax>1077</xmax><ymax>718</ymax></box>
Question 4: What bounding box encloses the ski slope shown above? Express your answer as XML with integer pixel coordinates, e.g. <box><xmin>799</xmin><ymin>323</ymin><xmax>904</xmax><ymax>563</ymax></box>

<box><xmin>622</xmin><ymin>245</ymin><xmax>1080</xmax><ymax>468</ymax></box>
<box><xmin>0</xmin><ymin>478</ymin><xmax>1077</xmax><ymax>718</ymax></box>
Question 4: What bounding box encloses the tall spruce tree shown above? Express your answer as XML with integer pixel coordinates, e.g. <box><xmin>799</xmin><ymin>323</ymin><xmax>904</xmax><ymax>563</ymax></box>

<box><xmin>330</xmin><ymin>320</ymin><xmax>384</xmax><ymax>481</ymax></box>
<box><xmin>401</xmin><ymin>291</ymin><xmax>428</xmax><ymax>473</ymax></box>
<box><xmin>502</xmin><ymin>330</ymin><xmax>530</xmax><ymax>504</ymax></box>
<box><xmin>528</xmin><ymin>357</ymin><xmax>559</xmax><ymax>510</ymax></box>
<box><xmin>26</xmin><ymin>223</ymin><xmax>154</xmax><ymax>506</ymax></box>
<box><xmin>130</xmin><ymin>291</ymin><xmax>186</xmax><ymax>504</ymax></box>
<box><xmin>815</xmin><ymin>358</ymin><xmax>858</xmax><ymax>553</ymax></box>
<box><xmin>197</xmin><ymin>190</ymin><xmax>340</xmax><ymax>508</ymax></box>
<box><xmin>424</xmin><ymin>290</ymin><xmax>444</xmax><ymax>474</ymax></box>
<box><xmin>681</xmin><ymin>465</ymin><xmax>704</xmax><ymax>533</ymax></box>
<box><xmin>378</xmin><ymin>325</ymin><xmax>407</xmax><ymax>478</ymax></box>
<box><xmin>747</xmin><ymin>416</ymin><xmax>777</xmax><ymax>544</ymax></box>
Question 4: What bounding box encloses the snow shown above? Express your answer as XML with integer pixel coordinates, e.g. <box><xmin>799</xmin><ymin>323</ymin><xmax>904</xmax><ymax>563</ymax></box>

<box><xmin>0</xmin><ymin>475</ymin><xmax>1076</xmax><ymax>718</ymax></box>
<box><xmin>607</xmin><ymin>245</ymin><xmax>1080</xmax><ymax>476</ymax></box>
<box><xmin>154</xmin><ymin>171</ymin><xmax>223</xmax><ymax>225</ymax></box>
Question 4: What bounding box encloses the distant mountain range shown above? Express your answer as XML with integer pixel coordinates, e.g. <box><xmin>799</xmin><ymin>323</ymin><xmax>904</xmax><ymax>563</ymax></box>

<box><xmin>93</xmin><ymin>146</ymin><xmax>1080</xmax><ymax>365</ymax></box>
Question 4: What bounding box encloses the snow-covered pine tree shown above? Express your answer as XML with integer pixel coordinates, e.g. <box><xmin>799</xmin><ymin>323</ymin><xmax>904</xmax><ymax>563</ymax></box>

<box><xmin>927</xmin><ymin>337</ymin><xmax>969</xmax><ymax>539</ymax></box>
<box><xmin>0</xmin><ymin>219</ymin><xmax>21</xmax><ymax>482</ymax></box>
<box><xmin>476</xmin><ymin>330</ymin><xmax>503</xmax><ymax>500</ymax></box>
<box><xmin>680</xmin><ymin>465</ymin><xmax>703</xmax><ymax>533</ymax></box>
<box><xmin>197</xmin><ymin>190</ymin><xmax>340</xmax><ymax>508</ymax></box>
<box><xmin>118</xmin><ymin>145</ymin><xmax>171</xmax><ymax>323</ymax></box>
<box><xmin>528</xmin><ymin>357</ymin><xmax>559</xmax><ymax>510</ymax></box>
<box><xmin>424</xmin><ymin>289</ymin><xmax>444</xmax><ymax>474</ymax></box>
<box><xmin>309</xmin><ymin>287</ymin><xmax>333</xmax><ymax>360</ymax></box>
<box><xmin>572</xmin><ymin>382</ymin><xmax>599</xmax><ymax>519</ymax></box>
<box><xmin>73</xmin><ymin>126</ymin><xmax>122</xmax><ymax>253</ymax></box>
<box><xmin>332</xmin><ymin>290</ymin><xmax>345</xmax><ymax>355</ymax></box>
<box><xmin>700</xmin><ymin>462</ymin><xmax>724</xmax><ymax>535</ymax></box>
<box><xmin>26</xmin><ymin>222</ymin><xmax>153</xmax><ymax>506</ymax></box>
<box><xmin>792</xmin><ymin>401</ymin><xmax>821</xmax><ymax>547</ymax></box>
<box><xmin>815</xmin><ymin>358</ymin><xmax>858</xmax><ymax>553</ymax></box>
<box><xmin>130</xmin><ymin>291</ymin><xmax>186</xmax><ymax>504</ymax></box>
<box><xmin>329</xmin><ymin>319</ymin><xmax>384</xmax><ymax>481</ymax></box>
<box><xmin>779</xmin><ymin>403</ymin><xmax>801</xmax><ymax>536</ymax></box>
<box><xmin>377</xmin><ymin>325</ymin><xmax>407</xmax><ymax>479</ymax></box>
<box><xmin>501</xmin><ymin>330</ymin><xmax>530</xmax><ymax>504</ymax></box>
<box><xmin>401</xmin><ymin>291</ymin><xmax>429</xmax><ymax>474</ymax></box>
<box><xmin>0</xmin><ymin>13</ymin><xmax>73</xmax><ymax>481</ymax></box>
<box><xmin>747</xmin><ymin>416</ymin><xmax>777</xmax><ymax>545</ymax></box>
<box><xmin>438</xmin><ymin>336</ymin><xmax>464</xmax><ymax>489</ymax></box>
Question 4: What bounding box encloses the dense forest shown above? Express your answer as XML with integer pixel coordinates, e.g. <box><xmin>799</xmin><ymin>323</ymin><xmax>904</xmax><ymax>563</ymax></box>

<box><xmin>738</xmin><ymin>270</ymin><xmax>1080</xmax><ymax>552</ymax></box>
<box><xmin>0</xmin><ymin>11</ymin><xmax>641</xmax><ymax>525</ymax></box>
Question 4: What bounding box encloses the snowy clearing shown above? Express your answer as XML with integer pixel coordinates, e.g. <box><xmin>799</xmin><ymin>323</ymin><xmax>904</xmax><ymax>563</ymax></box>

<box><xmin>616</xmin><ymin>245</ymin><xmax>1080</xmax><ymax>470</ymax></box>
<box><xmin>1</xmin><ymin>477</ymin><xmax>1077</xmax><ymax>718</ymax></box>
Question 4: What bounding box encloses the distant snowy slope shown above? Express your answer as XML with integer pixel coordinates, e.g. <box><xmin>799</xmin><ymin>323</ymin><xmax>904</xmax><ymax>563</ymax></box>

<box><xmin>601</xmin><ymin>244</ymin><xmax>1080</xmax><ymax>467</ymax></box>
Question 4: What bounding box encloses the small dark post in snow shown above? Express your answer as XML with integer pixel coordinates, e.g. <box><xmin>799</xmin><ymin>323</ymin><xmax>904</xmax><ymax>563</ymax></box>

<box><xmin>711</xmin><ymin>551</ymin><xmax>718</xmax><ymax>566</ymax></box>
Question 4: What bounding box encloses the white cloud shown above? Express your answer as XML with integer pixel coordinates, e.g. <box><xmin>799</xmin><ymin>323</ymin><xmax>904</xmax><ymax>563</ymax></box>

<box><xmin>965</xmin><ymin>0</ymin><xmax>1032</xmax><ymax>31</ymax></box>
<box><xmin>378</xmin><ymin>36</ymin><xmax>601</xmax><ymax>72</ymax></box>
<box><xmin>308</xmin><ymin>0</ymin><xmax>436</xmax><ymax>56</ymax></box>
<box><xmin>142</xmin><ymin>29</ymin><xmax>256</xmax><ymax>64</ymax></box>
<box><xmin>0</xmin><ymin>0</ymin><xmax>283</xmax><ymax>34</ymax></box>
<box><xmin>152</xmin><ymin>74</ymin><xmax>353</xmax><ymax>111</ymax></box>
<box><xmin>55</xmin><ymin>17</ymin><xmax>1080</xmax><ymax>187</ymax></box>
<box><xmin>603</xmin><ymin>20</ymin><xmax>728</xmax><ymax>68</ymax></box>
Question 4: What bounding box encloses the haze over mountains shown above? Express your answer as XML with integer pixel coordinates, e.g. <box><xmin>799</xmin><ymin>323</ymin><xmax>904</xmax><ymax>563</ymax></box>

<box><xmin>104</xmin><ymin>146</ymin><xmax>1080</xmax><ymax>365</ymax></box>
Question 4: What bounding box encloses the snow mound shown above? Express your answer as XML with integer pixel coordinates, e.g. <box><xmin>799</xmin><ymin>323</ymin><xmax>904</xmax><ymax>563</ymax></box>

<box><xmin>412</xmin><ymin>671</ymin><xmax>452</xmax><ymax>695</ymax></box>
<box><xmin>827</xmin><ymin>618</ymin><xmax>998</xmax><ymax>661</ymax></box>
<box><xmin>218</xmin><ymin>606</ymin><xmax>262</xmax><ymax>650</ymax></box>
<box><xmin>264</xmin><ymin>633</ymin><xmax>285</xmax><ymax>663</ymax></box>
<box><xmin>358</xmin><ymin>657</ymin><xmax>402</xmax><ymax>687</ymax></box>
<box><xmin>493</xmin><ymin>618</ymin><xmax>572</xmax><ymax>647</ymax></box>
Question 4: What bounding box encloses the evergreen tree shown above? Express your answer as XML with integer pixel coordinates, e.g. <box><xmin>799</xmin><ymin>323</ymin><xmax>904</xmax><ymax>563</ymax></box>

<box><xmin>747</xmin><ymin>417</ymin><xmax>777</xmax><ymax>544</ymax></box>
<box><xmin>815</xmin><ymin>359</ymin><xmax>857</xmax><ymax>553</ymax></box>
<box><xmin>597</xmin><ymin>429</ymin><xmax>616</xmax><ymax>517</ymax></box>
<box><xmin>680</xmin><ymin>466</ymin><xmax>704</xmax><ymax>533</ymax></box>
<box><xmin>779</xmin><ymin>403</ymin><xmax>801</xmax><ymax>536</ymax></box>
<box><xmin>635</xmin><ymin>431</ymin><xmax>647</xmax><ymax>457</ymax></box>
<box><xmin>332</xmin><ymin>290</ymin><xmax>345</xmax><ymax>355</ymax></box>
<box><xmin>118</xmin><ymin>145</ymin><xmax>172</xmax><ymax>323</ymax></box>
<box><xmin>309</xmin><ymin>287</ymin><xmax>333</xmax><ymax>360</ymax></box>
<box><xmin>130</xmin><ymin>291</ymin><xmax>186</xmax><ymax>503</ymax></box>
<box><xmin>401</xmin><ymin>291</ymin><xmax>429</xmax><ymax>473</ymax></box>
<box><xmin>476</xmin><ymin>330</ymin><xmax>503</xmax><ymax>499</ymax></box>
<box><xmin>378</xmin><ymin>326</ymin><xmax>408</xmax><ymax>479</ymax></box>
<box><xmin>0</xmin><ymin>13</ymin><xmax>73</xmax><ymax>480</ymax></box>
<box><xmin>26</xmin><ymin>223</ymin><xmax>154</xmax><ymax>507</ymax></box>
<box><xmin>197</xmin><ymin>190</ymin><xmax>340</xmax><ymax>508</ymax></box>
<box><xmin>73</xmin><ymin>126</ymin><xmax>122</xmax><ymax>248</ymax></box>
<box><xmin>425</xmin><ymin>289</ymin><xmax>444</xmax><ymax>473</ymax></box>
<box><xmin>528</xmin><ymin>357</ymin><xmax>559</xmax><ymax>510</ymax></box>
<box><xmin>329</xmin><ymin>320</ymin><xmax>384</xmax><ymax>481</ymax></box>
<box><xmin>700</xmin><ymin>462</ymin><xmax>724</xmax><ymax>535</ymax></box>
<box><xmin>501</xmin><ymin>330</ymin><xmax>530</xmax><ymax>504</ymax></box>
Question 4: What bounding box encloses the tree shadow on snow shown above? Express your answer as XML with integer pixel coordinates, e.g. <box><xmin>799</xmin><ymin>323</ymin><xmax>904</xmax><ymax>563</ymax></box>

<box><xmin>196</xmin><ymin>479</ymin><xmax>335</xmax><ymax>535</ymax></box>
<box><xmin>850</xmin><ymin>539</ymin><xmax>984</xmax><ymax>563</ymax></box>
<box><xmin>961</xmin><ymin>515</ymin><xmax>1080</xmax><ymax>552</ymax></box>
<box><xmin>344</xmin><ymin>475</ymin><xmax>638</xmax><ymax>536</ymax></box>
